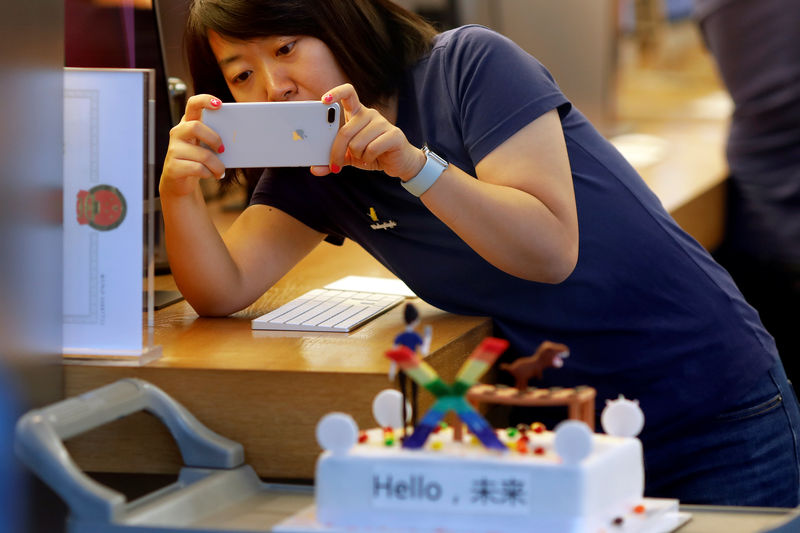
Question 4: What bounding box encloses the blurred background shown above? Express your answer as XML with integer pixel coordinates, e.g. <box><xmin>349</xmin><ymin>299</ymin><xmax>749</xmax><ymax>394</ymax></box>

<box><xmin>1</xmin><ymin>1</ymin><xmax>66</xmax><ymax>532</ymax></box>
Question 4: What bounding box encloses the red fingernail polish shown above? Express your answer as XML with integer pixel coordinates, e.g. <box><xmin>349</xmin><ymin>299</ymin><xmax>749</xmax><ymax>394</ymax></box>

<box><xmin>210</xmin><ymin>98</ymin><xmax>221</xmax><ymax>107</ymax></box>
<box><xmin>330</xmin><ymin>164</ymin><xmax>340</xmax><ymax>173</ymax></box>
<box><xmin>218</xmin><ymin>143</ymin><xmax>225</xmax><ymax>153</ymax></box>
<box><xmin>323</xmin><ymin>94</ymin><xmax>333</xmax><ymax>104</ymax></box>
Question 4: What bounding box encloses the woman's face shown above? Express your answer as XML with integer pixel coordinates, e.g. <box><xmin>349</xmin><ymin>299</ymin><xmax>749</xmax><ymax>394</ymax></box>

<box><xmin>208</xmin><ymin>30</ymin><xmax>349</xmax><ymax>102</ymax></box>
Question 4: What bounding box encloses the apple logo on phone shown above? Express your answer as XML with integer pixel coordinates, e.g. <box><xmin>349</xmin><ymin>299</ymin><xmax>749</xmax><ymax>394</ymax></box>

<box><xmin>292</xmin><ymin>129</ymin><xmax>306</xmax><ymax>141</ymax></box>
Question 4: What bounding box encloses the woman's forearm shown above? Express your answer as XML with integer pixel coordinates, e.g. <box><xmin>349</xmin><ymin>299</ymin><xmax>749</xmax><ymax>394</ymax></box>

<box><xmin>421</xmin><ymin>165</ymin><xmax>579</xmax><ymax>283</ymax></box>
<box><xmin>160</xmin><ymin>187</ymin><xmax>248</xmax><ymax>316</ymax></box>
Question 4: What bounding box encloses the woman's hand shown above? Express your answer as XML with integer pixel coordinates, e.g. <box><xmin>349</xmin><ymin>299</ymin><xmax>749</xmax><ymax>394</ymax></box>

<box><xmin>311</xmin><ymin>84</ymin><xmax>425</xmax><ymax>180</ymax></box>
<box><xmin>159</xmin><ymin>94</ymin><xmax>226</xmax><ymax>198</ymax></box>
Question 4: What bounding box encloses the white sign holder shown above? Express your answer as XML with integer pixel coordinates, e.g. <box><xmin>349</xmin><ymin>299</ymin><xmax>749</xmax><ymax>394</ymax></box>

<box><xmin>62</xmin><ymin>67</ymin><xmax>161</xmax><ymax>365</ymax></box>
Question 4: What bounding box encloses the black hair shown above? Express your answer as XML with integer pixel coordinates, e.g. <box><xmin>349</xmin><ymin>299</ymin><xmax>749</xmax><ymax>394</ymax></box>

<box><xmin>403</xmin><ymin>303</ymin><xmax>419</xmax><ymax>325</ymax></box>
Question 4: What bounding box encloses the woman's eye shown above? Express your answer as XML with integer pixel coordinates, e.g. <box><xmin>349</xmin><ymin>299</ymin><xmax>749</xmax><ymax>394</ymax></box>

<box><xmin>277</xmin><ymin>41</ymin><xmax>295</xmax><ymax>56</ymax></box>
<box><xmin>233</xmin><ymin>71</ymin><xmax>252</xmax><ymax>84</ymax></box>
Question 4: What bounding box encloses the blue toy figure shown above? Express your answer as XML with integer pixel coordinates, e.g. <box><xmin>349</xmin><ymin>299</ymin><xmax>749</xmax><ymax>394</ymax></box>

<box><xmin>391</xmin><ymin>303</ymin><xmax>432</xmax><ymax>433</ymax></box>
<box><xmin>393</xmin><ymin>303</ymin><xmax>431</xmax><ymax>354</ymax></box>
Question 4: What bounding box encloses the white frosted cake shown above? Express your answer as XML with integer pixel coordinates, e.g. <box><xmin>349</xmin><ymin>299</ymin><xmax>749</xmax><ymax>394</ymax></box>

<box><xmin>318</xmin><ymin>425</ymin><xmax>645</xmax><ymax>533</ymax></box>
<box><xmin>275</xmin><ymin>394</ymin><xmax>688</xmax><ymax>533</ymax></box>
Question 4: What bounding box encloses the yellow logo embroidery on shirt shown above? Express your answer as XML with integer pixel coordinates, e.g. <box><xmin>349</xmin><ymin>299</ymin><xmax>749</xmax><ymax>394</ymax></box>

<box><xmin>292</xmin><ymin>129</ymin><xmax>306</xmax><ymax>141</ymax></box>
<box><xmin>367</xmin><ymin>207</ymin><xmax>397</xmax><ymax>230</ymax></box>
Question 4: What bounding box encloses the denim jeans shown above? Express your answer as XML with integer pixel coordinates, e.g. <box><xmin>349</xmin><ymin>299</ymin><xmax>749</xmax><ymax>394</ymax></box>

<box><xmin>644</xmin><ymin>358</ymin><xmax>800</xmax><ymax>506</ymax></box>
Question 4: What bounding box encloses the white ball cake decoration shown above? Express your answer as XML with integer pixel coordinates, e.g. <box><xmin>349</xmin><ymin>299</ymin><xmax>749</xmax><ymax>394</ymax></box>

<box><xmin>316</xmin><ymin>412</ymin><xmax>359</xmax><ymax>455</ymax></box>
<box><xmin>553</xmin><ymin>420</ymin><xmax>593</xmax><ymax>464</ymax></box>
<box><xmin>601</xmin><ymin>395</ymin><xmax>645</xmax><ymax>437</ymax></box>
<box><xmin>372</xmin><ymin>388</ymin><xmax>412</xmax><ymax>429</ymax></box>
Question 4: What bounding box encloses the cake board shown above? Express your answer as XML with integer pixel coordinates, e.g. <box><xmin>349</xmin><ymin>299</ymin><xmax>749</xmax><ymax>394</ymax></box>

<box><xmin>273</xmin><ymin>498</ymin><xmax>691</xmax><ymax>533</ymax></box>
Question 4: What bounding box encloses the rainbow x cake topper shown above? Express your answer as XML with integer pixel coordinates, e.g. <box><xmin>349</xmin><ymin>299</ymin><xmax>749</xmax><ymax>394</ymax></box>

<box><xmin>385</xmin><ymin>337</ymin><xmax>510</xmax><ymax>450</ymax></box>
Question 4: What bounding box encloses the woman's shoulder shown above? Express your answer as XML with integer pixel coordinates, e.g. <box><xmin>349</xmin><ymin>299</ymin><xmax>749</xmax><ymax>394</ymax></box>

<box><xmin>692</xmin><ymin>0</ymin><xmax>737</xmax><ymax>20</ymax></box>
<box><xmin>431</xmin><ymin>24</ymin><xmax>517</xmax><ymax>55</ymax></box>
<box><xmin>424</xmin><ymin>24</ymin><xmax>549</xmax><ymax>87</ymax></box>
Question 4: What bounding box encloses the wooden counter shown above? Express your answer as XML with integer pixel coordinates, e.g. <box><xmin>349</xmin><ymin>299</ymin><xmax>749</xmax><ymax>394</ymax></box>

<box><xmin>64</xmin><ymin>240</ymin><xmax>492</xmax><ymax>480</ymax></box>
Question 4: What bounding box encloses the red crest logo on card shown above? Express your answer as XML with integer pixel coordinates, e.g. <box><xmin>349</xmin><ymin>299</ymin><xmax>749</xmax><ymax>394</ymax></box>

<box><xmin>76</xmin><ymin>184</ymin><xmax>127</xmax><ymax>231</ymax></box>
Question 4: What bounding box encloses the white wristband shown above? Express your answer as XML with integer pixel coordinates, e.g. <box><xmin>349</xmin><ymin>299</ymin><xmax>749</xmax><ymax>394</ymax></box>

<box><xmin>402</xmin><ymin>145</ymin><xmax>448</xmax><ymax>197</ymax></box>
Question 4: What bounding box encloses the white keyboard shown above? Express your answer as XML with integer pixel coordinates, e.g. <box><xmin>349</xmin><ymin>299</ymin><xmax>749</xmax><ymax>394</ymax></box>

<box><xmin>251</xmin><ymin>289</ymin><xmax>405</xmax><ymax>333</ymax></box>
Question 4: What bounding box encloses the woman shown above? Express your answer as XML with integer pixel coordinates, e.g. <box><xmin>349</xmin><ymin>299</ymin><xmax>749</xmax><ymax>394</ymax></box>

<box><xmin>160</xmin><ymin>0</ymin><xmax>800</xmax><ymax>506</ymax></box>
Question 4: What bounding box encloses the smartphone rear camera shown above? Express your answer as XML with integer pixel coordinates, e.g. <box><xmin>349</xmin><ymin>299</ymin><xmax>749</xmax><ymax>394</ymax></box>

<box><xmin>327</xmin><ymin>107</ymin><xmax>336</xmax><ymax>124</ymax></box>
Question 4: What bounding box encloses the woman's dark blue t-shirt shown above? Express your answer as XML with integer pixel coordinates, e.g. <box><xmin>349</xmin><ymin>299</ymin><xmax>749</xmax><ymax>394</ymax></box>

<box><xmin>251</xmin><ymin>25</ymin><xmax>777</xmax><ymax>440</ymax></box>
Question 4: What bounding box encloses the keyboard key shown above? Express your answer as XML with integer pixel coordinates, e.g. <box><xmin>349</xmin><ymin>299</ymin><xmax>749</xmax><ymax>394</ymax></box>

<box><xmin>306</xmin><ymin>302</ymin><xmax>358</xmax><ymax>326</ymax></box>
<box><xmin>254</xmin><ymin>295</ymin><xmax>314</xmax><ymax>322</ymax></box>
<box><xmin>285</xmin><ymin>300</ymin><xmax>340</xmax><ymax>325</ymax></box>
<box><xmin>335</xmin><ymin>305</ymin><xmax>388</xmax><ymax>330</ymax></box>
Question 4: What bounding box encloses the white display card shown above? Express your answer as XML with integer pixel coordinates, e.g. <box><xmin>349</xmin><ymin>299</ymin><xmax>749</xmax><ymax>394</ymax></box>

<box><xmin>62</xmin><ymin>68</ymin><xmax>160</xmax><ymax>363</ymax></box>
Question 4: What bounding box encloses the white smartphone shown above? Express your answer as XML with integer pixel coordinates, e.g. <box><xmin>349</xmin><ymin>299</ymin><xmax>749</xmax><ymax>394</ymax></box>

<box><xmin>201</xmin><ymin>101</ymin><xmax>340</xmax><ymax>168</ymax></box>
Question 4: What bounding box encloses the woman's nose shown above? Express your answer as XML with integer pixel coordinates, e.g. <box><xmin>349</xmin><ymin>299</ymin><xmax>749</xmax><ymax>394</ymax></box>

<box><xmin>263</xmin><ymin>69</ymin><xmax>293</xmax><ymax>102</ymax></box>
